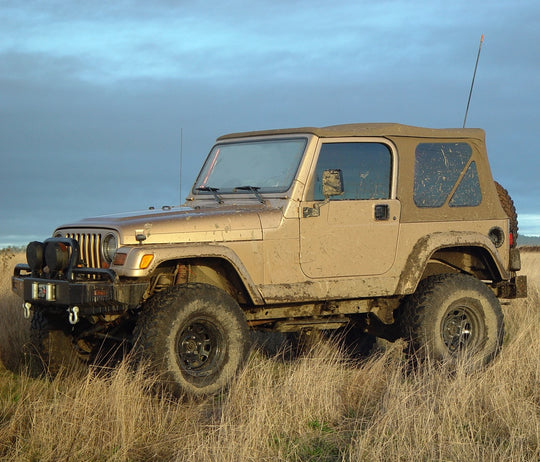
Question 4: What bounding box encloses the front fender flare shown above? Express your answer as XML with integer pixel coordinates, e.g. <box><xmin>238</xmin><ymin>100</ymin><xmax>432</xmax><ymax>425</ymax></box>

<box><xmin>111</xmin><ymin>243</ymin><xmax>264</xmax><ymax>305</ymax></box>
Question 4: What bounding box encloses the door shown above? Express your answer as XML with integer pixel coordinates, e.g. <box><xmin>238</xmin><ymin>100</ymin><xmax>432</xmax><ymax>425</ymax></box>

<box><xmin>300</xmin><ymin>140</ymin><xmax>400</xmax><ymax>278</ymax></box>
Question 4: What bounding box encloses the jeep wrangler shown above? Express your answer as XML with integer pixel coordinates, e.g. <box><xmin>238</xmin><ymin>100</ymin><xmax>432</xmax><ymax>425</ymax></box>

<box><xmin>12</xmin><ymin>123</ymin><xmax>527</xmax><ymax>396</ymax></box>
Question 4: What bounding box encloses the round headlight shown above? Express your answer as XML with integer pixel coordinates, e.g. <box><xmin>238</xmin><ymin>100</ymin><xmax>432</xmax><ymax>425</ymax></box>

<box><xmin>26</xmin><ymin>241</ymin><xmax>45</xmax><ymax>272</ymax></box>
<box><xmin>102</xmin><ymin>233</ymin><xmax>118</xmax><ymax>263</ymax></box>
<box><xmin>45</xmin><ymin>242</ymin><xmax>70</xmax><ymax>272</ymax></box>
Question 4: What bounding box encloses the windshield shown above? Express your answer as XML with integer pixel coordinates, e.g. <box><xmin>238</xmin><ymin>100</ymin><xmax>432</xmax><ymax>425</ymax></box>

<box><xmin>193</xmin><ymin>138</ymin><xmax>307</xmax><ymax>195</ymax></box>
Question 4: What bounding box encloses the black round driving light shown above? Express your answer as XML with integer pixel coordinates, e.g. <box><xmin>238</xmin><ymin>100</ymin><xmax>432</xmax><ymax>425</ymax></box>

<box><xmin>45</xmin><ymin>242</ymin><xmax>70</xmax><ymax>272</ymax></box>
<box><xmin>26</xmin><ymin>241</ymin><xmax>44</xmax><ymax>272</ymax></box>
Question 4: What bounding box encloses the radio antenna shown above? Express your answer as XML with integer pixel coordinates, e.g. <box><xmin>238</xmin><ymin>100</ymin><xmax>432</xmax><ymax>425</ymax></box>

<box><xmin>179</xmin><ymin>127</ymin><xmax>183</xmax><ymax>205</ymax></box>
<box><xmin>463</xmin><ymin>34</ymin><xmax>484</xmax><ymax>128</ymax></box>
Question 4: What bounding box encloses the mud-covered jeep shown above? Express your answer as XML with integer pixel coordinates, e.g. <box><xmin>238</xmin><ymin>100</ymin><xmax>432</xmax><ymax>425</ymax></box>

<box><xmin>12</xmin><ymin>123</ymin><xmax>526</xmax><ymax>395</ymax></box>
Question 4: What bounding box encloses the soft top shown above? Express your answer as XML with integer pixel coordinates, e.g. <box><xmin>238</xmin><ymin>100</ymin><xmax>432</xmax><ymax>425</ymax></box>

<box><xmin>217</xmin><ymin>123</ymin><xmax>485</xmax><ymax>141</ymax></box>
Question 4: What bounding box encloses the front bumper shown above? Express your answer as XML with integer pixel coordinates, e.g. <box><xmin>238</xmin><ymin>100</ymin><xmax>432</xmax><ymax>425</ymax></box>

<box><xmin>12</xmin><ymin>264</ymin><xmax>149</xmax><ymax>316</ymax></box>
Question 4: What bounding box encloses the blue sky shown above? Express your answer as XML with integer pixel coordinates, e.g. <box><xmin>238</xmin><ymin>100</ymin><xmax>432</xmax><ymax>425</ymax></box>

<box><xmin>1</xmin><ymin>0</ymin><xmax>539</xmax><ymax>247</ymax></box>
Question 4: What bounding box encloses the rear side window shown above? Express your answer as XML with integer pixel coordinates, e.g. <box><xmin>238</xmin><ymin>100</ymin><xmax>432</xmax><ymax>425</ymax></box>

<box><xmin>414</xmin><ymin>143</ymin><xmax>481</xmax><ymax>208</ymax></box>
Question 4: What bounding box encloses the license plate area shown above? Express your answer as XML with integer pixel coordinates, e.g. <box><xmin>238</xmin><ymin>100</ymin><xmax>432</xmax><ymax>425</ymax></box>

<box><xmin>32</xmin><ymin>282</ymin><xmax>56</xmax><ymax>301</ymax></box>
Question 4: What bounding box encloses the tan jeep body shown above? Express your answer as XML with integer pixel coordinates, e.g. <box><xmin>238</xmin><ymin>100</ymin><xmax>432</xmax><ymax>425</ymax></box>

<box><xmin>12</xmin><ymin>123</ymin><xmax>526</xmax><ymax>394</ymax></box>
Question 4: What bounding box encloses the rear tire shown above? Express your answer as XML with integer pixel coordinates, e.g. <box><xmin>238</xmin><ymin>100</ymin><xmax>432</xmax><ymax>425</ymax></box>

<box><xmin>134</xmin><ymin>283</ymin><xmax>251</xmax><ymax>397</ymax></box>
<box><xmin>398</xmin><ymin>274</ymin><xmax>504</xmax><ymax>368</ymax></box>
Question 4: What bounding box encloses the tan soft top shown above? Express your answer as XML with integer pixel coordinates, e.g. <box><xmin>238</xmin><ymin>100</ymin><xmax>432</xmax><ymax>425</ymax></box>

<box><xmin>218</xmin><ymin>123</ymin><xmax>485</xmax><ymax>141</ymax></box>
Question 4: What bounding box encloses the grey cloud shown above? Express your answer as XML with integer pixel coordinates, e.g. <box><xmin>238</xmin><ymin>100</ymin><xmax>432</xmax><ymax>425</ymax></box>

<box><xmin>1</xmin><ymin>0</ymin><xmax>540</xmax><ymax>246</ymax></box>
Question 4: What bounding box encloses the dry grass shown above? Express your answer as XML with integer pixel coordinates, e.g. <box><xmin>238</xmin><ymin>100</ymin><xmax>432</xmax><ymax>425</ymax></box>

<box><xmin>0</xmin><ymin>248</ymin><xmax>539</xmax><ymax>461</ymax></box>
<box><xmin>0</xmin><ymin>249</ymin><xmax>30</xmax><ymax>372</ymax></box>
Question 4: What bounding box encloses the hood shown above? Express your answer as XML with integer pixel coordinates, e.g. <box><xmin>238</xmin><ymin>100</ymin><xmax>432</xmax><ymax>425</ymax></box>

<box><xmin>56</xmin><ymin>204</ymin><xmax>282</xmax><ymax>245</ymax></box>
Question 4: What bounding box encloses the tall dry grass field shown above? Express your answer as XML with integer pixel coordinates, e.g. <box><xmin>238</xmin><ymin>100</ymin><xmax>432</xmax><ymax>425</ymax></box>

<box><xmin>0</xmin><ymin>250</ymin><xmax>30</xmax><ymax>372</ymax></box>
<box><xmin>0</xmin><ymin>248</ymin><xmax>538</xmax><ymax>461</ymax></box>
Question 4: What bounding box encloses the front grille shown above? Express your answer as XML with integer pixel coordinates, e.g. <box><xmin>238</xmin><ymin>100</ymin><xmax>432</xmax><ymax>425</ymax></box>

<box><xmin>64</xmin><ymin>232</ymin><xmax>103</xmax><ymax>268</ymax></box>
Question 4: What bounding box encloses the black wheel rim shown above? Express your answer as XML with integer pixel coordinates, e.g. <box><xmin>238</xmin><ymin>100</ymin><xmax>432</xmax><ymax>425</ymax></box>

<box><xmin>441</xmin><ymin>303</ymin><xmax>483</xmax><ymax>354</ymax></box>
<box><xmin>176</xmin><ymin>317</ymin><xmax>225</xmax><ymax>378</ymax></box>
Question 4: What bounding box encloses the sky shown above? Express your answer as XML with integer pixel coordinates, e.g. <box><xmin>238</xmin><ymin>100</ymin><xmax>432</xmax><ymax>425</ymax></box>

<box><xmin>1</xmin><ymin>0</ymin><xmax>539</xmax><ymax>247</ymax></box>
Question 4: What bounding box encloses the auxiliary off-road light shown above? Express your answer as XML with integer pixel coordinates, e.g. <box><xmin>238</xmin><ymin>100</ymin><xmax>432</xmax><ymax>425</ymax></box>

<box><xmin>26</xmin><ymin>241</ymin><xmax>44</xmax><ymax>272</ymax></box>
<box><xmin>45</xmin><ymin>241</ymin><xmax>70</xmax><ymax>272</ymax></box>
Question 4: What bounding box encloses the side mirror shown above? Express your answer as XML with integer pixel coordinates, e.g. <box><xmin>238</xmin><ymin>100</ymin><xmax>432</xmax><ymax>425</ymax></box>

<box><xmin>322</xmin><ymin>169</ymin><xmax>344</xmax><ymax>199</ymax></box>
<box><xmin>302</xmin><ymin>169</ymin><xmax>344</xmax><ymax>218</ymax></box>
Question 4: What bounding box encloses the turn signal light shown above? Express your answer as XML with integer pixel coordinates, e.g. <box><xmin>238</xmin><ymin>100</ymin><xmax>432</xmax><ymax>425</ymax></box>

<box><xmin>139</xmin><ymin>254</ymin><xmax>154</xmax><ymax>269</ymax></box>
<box><xmin>112</xmin><ymin>252</ymin><xmax>127</xmax><ymax>266</ymax></box>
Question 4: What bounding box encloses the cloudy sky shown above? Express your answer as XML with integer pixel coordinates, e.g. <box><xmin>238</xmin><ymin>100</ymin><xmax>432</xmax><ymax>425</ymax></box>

<box><xmin>1</xmin><ymin>0</ymin><xmax>539</xmax><ymax>247</ymax></box>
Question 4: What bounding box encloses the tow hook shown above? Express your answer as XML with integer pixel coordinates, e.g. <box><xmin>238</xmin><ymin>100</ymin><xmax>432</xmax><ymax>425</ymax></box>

<box><xmin>23</xmin><ymin>302</ymin><xmax>32</xmax><ymax>319</ymax></box>
<box><xmin>68</xmin><ymin>306</ymin><xmax>80</xmax><ymax>325</ymax></box>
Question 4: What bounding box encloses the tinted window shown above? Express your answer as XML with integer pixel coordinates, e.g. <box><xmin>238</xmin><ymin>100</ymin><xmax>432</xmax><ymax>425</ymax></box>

<box><xmin>313</xmin><ymin>142</ymin><xmax>392</xmax><ymax>201</ymax></box>
<box><xmin>414</xmin><ymin>143</ymin><xmax>480</xmax><ymax>208</ymax></box>
<box><xmin>449</xmin><ymin>161</ymin><xmax>482</xmax><ymax>207</ymax></box>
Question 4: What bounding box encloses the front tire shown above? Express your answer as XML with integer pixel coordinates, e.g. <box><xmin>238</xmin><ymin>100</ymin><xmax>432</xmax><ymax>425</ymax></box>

<box><xmin>134</xmin><ymin>283</ymin><xmax>251</xmax><ymax>397</ymax></box>
<box><xmin>398</xmin><ymin>274</ymin><xmax>504</xmax><ymax>368</ymax></box>
<box><xmin>25</xmin><ymin>311</ymin><xmax>87</xmax><ymax>376</ymax></box>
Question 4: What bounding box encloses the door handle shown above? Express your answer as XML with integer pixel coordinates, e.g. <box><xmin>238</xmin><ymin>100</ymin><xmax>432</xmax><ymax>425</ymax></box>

<box><xmin>374</xmin><ymin>204</ymin><xmax>389</xmax><ymax>221</ymax></box>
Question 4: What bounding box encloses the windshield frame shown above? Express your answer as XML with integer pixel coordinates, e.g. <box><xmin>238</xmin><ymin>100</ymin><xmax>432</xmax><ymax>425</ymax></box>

<box><xmin>192</xmin><ymin>136</ymin><xmax>309</xmax><ymax>197</ymax></box>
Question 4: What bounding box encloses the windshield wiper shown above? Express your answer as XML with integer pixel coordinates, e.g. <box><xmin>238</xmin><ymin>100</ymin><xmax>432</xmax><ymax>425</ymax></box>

<box><xmin>195</xmin><ymin>186</ymin><xmax>224</xmax><ymax>204</ymax></box>
<box><xmin>234</xmin><ymin>186</ymin><xmax>265</xmax><ymax>204</ymax></box>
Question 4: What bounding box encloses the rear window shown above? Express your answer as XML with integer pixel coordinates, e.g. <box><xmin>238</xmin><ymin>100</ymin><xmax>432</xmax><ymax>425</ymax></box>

<box><xmin>414</xmin><ymin>143</ymin><xmax>481</xmax><ymax>208</ymax></box>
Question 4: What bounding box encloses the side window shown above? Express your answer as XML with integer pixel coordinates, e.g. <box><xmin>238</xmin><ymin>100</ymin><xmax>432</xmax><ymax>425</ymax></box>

<box><xmin>414</xmin><ymin>143</ymin><xmax>481</xmax><ymax>208</ymax></box>
<box><xmin>449</xmin><ymin>161</ymin><xmax>482</xmax><ymax>207</ymax></box>
<box><xmin>313</xmin><ymin>142</ymin><xmax>392</xmax><ymax>201</ymax></box>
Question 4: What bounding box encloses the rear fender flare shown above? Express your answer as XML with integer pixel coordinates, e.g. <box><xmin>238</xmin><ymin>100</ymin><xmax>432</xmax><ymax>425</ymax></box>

<box><xmin>396</xmin><ymin>232</ymin><xmax>509</xmax><ymax>295</ymax></box>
